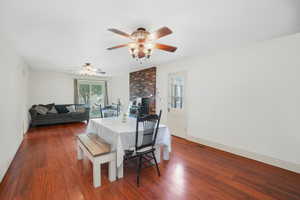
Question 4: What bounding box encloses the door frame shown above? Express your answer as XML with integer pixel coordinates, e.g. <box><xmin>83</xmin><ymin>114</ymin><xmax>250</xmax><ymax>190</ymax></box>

<box><xmin>77</xmin><ymin>79</ymin><xmax>106</xmax><ymax>118</ymax></box>
<box><xmin>167</xmin><ymin>70</ymin><xmax>188</xmax><ymax>139</ymax></box>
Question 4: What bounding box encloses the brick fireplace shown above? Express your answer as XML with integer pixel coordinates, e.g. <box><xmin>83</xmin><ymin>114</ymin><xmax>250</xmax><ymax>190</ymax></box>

<box><xmin>129</xmin><ymin>67</ymin><xmax>156</xmax><ymax>114</ymax></box>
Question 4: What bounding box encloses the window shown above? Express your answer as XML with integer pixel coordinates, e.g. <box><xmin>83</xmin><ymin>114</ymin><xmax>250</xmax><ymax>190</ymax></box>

<box><xmin>169</xmin><ymin>76</ymin><xmax>184</xmax><ymax>109</ymax></box>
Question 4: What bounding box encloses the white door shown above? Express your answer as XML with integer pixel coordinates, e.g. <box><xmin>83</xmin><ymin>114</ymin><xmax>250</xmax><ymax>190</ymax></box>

<box><xmin>167</xmin><ymin>71</ymin><xmax>187</xmax><ymax>138</ymax></box>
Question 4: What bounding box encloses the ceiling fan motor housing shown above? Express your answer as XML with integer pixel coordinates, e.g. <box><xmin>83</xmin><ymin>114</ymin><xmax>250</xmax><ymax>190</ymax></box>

<box><xmin>137</xmin><ymin>27</ymin><xmax>146</xmax><ymax>31</ymax></box>
<box><xmin>131</xmin><ymin>28</ymin><xmax>150</xmax><ymax>42</ymax></box>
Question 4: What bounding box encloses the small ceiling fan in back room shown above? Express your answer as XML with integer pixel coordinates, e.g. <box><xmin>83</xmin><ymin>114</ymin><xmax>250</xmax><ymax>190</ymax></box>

<box><xmin>107</xmin><ymin>26</ymin><xmax>177</xmax><ymax>63</ymax></box>
<box><xmin>71</xmin><ymin>63</ymin><xmax>106</xmax><ymax>77</ymax></box>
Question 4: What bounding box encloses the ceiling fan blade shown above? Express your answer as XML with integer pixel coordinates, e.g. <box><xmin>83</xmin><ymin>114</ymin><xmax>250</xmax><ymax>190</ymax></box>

<box><xmin>107</xmin><ymin>44</ymin><xmax>129</xmax><ymax>50</ymax></box>
<box><xmin>154</xmin><ymin>43</ymin><xmax>177</xmax><ymax>52</ymax></box>
<box><xmin>108</xmin><ymin>28</ymin><xmax>131</xmax><ymax>38</ymax></box>
<box><xmin>150</xmin><ymin>26</ymin><xmax>173</xmax><ymax>40</ymax></box>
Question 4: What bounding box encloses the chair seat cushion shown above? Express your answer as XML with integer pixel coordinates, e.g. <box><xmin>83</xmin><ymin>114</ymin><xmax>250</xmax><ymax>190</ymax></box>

<box><xmin>124</xmin><ymin>147</ymin><xmax>154</xmax><ymax>158</ymax></box>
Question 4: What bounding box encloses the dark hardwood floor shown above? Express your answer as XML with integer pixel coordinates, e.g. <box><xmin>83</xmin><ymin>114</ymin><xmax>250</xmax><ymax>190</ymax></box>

<box><xmin>0</xmin><ymin>123</ymin><xmax>299</xmax><ymax>200</ymax></box>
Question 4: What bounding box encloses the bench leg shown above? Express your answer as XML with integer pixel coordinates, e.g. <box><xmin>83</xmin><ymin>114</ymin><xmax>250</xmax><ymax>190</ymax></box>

<box><xmin>93</xmin><ymin>162</ymin><xmax>101</xmax><ymax>187</ymax></box>
<box><xmin>162</xmin><ymin>145</ymin><xmax>170</xmax><ymax>160</ymax></box>
<box><xmin>108</xmin><ymin>160</ymin><xmax>116</xmax><ymax>182</ymax></box>
<box><xmin>77</xmin><ymin>140</ymin><xmax>83</xmax><ymax>160</ymax></box>
<box><xmin>117</xmin><ymin>162</ymin><xmax>124</xmax><ymax>179</ymax></box>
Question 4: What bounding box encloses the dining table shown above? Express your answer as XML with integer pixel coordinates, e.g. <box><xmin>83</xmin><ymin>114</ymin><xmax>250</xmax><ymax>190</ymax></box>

<box><xmin>86</xmin><ymin>116</ymin><xmax>172</xmax><ymax>178</ymax></box>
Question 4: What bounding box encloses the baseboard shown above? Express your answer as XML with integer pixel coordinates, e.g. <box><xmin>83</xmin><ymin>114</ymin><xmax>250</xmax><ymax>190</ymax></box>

<box><xmin>0</xmin><ymin>137</ymin><xmax>24</xmax><ymax>183</ymax></box>
<box><xmin>186</xmin><ymin>135</ymin><xmax>300</xmax><ymax>174</ymax></box>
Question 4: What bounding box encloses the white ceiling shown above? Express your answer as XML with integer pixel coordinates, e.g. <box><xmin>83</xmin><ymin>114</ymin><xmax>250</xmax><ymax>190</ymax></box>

<box><xmin>0</xmin><ymin>0</ymin><xmax>300</xmax><ymax>75</ymax></box>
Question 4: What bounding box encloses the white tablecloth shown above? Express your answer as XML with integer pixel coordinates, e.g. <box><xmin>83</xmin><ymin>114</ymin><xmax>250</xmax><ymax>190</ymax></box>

<box><xmin>86</xmin><ymin>117</ymin><xmax>171</xmax><ymax>167</ymax></box>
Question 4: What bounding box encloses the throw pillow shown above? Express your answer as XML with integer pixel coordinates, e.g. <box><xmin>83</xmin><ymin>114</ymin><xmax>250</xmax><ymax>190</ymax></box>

<box><xmin>66</xmin><ymin>105</ymin><xmax>76</xmax><ymax>113</ymax></box>
<box><xmin>47</xmin><ymin>106</ymin><xmax>58</xmax><ymax>114</ymax></box>
<box><xmin>34</xmin><ymin>105</ymin><xmax>48</xmax><ymax>115</ymax></box>
<box><xmin>55</xmin><ymin>105</ymin><xmax>69</xmax><ymax>113</ymax></box>
<box><xmin>39</xmin><ymin>103</ymin><xmax>55</xmax><ymax>110</ymax></box>
<box><xmin>76</xmin><ymin>107</ymin><xmax>86</xmax><ymax>113</ymax></box>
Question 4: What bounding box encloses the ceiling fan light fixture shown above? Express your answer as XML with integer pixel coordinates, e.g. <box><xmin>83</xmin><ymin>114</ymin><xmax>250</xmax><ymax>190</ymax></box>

<box><xmin>129</xmin><ymin>44</ymin><xmax>152</xmax><ymax>61</ymax></box>
<box><xmin>107</xmin><ymin>26</ymin><xmax>177</xmax><ymax>63</ymax></box>
<box><xmin>75</xmin><ymin>63</ymin><xmax>106</xmax><ymax>76</ymax></box>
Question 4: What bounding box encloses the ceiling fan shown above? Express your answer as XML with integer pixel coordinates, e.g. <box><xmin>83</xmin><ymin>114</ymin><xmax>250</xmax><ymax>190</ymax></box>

<box><xmin>70</xmin><ymin>63</ymin><xmax>106</xmax><ymax>76</ymax></box>
<box><xmin>107</xmin><ymin>26</ymin><xmax>177</xmax><ymax>61</ymax></box>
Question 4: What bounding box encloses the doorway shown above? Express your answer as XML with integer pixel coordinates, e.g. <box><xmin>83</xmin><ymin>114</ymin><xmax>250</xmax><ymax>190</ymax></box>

<box><xmin>77</xmin><ymin>80</ymin><xmax>106</xmax><ymax>118</ymax></box>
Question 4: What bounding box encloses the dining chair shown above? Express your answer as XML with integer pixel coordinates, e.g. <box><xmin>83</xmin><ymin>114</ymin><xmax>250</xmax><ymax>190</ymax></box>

<box><xmin>124</xmin><ymin>110</ymin><xmax>162</xmax><ymax>186</ymax></box>
<box><xmin>99</xmin><ymin>104</ymin><xmax>104</xmax><ymax>118</ymax></box>
<box><xmin>99</xmin><ymin>104</ymin><xmax>120</xmax><ymax>118</ymax></box>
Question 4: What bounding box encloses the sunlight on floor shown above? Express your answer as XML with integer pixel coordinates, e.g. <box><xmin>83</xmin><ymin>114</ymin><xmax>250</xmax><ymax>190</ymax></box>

<box><xmin>171</xmin><ymin>163</ymin><xmax>186</xmax><ymax>196</ymax></box>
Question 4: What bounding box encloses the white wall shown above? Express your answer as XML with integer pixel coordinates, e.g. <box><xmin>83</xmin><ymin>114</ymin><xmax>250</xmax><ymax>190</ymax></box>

<box><xmin>0</xmin><ymin>37</ymin><xmax>29</xmax><ymax>182</ymax></box>
<box><xmin>110</xmin><ymin>73</ymin><xmax>130</xmax><ymax>110</ymax></box>
<box><xmin>29</xmin><ymin>70</ymin><xmax>75</xmax><ymax>105</ymax></box>
<box><xmin>157</xmin><ymin>33</ymin><xmax>300</xmax><ymax>172</ymax></box>
<box><xmin>28</xmin><ymin>70</ymin><xmax>113</xmax><ymax>106</ymax></box>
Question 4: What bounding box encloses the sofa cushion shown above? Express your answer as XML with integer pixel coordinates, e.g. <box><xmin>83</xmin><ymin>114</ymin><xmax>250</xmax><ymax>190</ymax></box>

<box><xmin>29</xmin><ymin>107</ymin><xmax>37</xmax><ymax>117</ymax></box>
<box><xmin>70</xmin><ymin>112</ymin><xmax>86</xmax><ymax>119</ymax></box>
<box><xmin>34</xmin><ymin>105</ymin><xmax>48</xmax><ymax>115</ymax></box>
<box><xmin>47</xmin><ymin>106</ymin><xmax>58</xmax><ymax>114</ymax></box>
<box><xmin>76</xmin><ymin>107</ymin><xmax>86</xmax><ymax>113</ymax></box>
<box><xmin>39</xmin><ymin>103</ymin><xmax>55</xmax><ymax>110</ymax></box>
<box><xmin>35</xmin><ymin>113</ymin><xmax>72</xmax><ymax>120</ymax></box>
<box><xmin>35</xmin><ymin>113</ymin><xmax>59</xmax><ymax>120</ymax></box>
<box><xmin>66</xmin><ymin>105</ymin><xmax>76</xmax><ymax>113</ymax></box>
<box><xmin>55</xmin><ymin>105</ymin><xmax>69</xmax><ymax>113</ymax></box>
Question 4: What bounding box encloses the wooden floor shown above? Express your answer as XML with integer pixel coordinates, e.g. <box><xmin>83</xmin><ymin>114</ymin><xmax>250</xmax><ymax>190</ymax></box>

<box><xmin>0</xmin><ymin>123</ymin><xmax>299</xmax><ymax>200</ymax></box>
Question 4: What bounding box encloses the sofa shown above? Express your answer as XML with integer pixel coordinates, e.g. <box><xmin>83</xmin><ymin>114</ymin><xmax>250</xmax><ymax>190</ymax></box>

<box><xmin>29</xmin><ymin>104</ymin><xmax>90</xmax><ymax>127</ymax></box>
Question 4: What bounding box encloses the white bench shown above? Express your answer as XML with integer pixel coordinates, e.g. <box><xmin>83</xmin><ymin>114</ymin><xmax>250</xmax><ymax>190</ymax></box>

<box><xmin>77</xmin><ymin>133</ymin><xmax>116</xmax><ymax>187</ymax></box>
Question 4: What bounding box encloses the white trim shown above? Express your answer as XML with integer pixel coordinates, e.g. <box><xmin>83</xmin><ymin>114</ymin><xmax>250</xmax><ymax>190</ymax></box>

<box><xmin>0</xmin><ymin>138</ymin><xmax>23</xmax><ymax>182</ymax></box>
<box><xmin>187</xmin><ymin>135</ymin><xmax>300</xmax><ymax>174</ymax></box>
